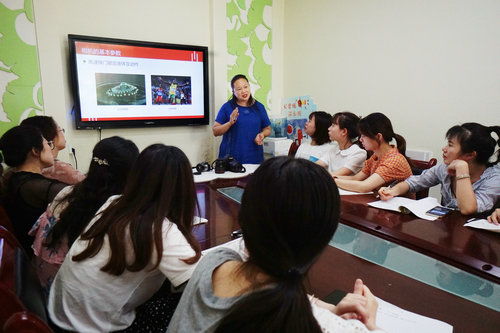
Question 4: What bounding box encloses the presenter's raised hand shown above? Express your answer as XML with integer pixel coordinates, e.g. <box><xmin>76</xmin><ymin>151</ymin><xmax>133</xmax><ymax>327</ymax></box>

<box><xmin>229</xmin><ymin>107</ymin><xmax>239</xmax><ymax>125</ymax></box>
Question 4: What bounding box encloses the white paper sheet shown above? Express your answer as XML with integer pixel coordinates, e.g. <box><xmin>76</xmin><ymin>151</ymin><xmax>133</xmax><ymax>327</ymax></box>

<box><xmin>376</xmin><ymin>297</ymin><xmax>453</xmax><ymax>333</ymax></box>
<box><xmin>338</xmin><ymin>189</ymin><xmax>373</xmax><ymax>196</ymax></box>
<box><xmin>193</xmin><ymin>216</ymin><xmax>208</xmax><ymax>225</ymax></box>
<box><xmin>464</xmin><ymin>219</ymin><xmax>500</xmax><ymax>233</ymax></box>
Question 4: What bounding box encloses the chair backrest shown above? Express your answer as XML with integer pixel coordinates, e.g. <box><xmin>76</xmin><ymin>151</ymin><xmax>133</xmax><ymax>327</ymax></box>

<box><xmin>409</xmin><ymin>158</ymin><xmax>438</xmax><ymax>199</ymax></box>
<box><xmin>0</xmin><ymin>226</ymin><xmax>49</xmax><ymax>329</ymax></box>
<box><xmin>3</xmin><ymin>311</ymin><xmax>52</xmax><ymax>333</ymax></box>
<box><xmin>288</xmin><ymin>140</ymin><xmax>300</xmax><ymax>157</ymax></box>
<box><xmin>0</xmin><ymin>205</ymin><xmax>14</xmax><ymax>233</ymax></box>
<box><xmin>410</xmin><ymin>158</ymin><xmax>438</xmax><ymax>175</ymax></box>
<box><xmin>0</xmin><ymin>289</ymin><xmax>52</xmax><ymax>333</ymax></box>
<box><xmin>0</xmin><ymin>226</ymin><xmax>20</xmax><ymax>291</ymax></box>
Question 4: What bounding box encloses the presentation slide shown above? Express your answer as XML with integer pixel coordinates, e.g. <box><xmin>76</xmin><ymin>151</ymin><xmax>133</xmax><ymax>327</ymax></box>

<box><xmin>74</xmin><ymin>41</ymin><xmax>205</xmax><ymax>121</ymax></box>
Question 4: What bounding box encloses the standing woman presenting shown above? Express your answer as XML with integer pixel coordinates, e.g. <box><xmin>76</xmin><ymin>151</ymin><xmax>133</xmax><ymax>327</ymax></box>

<box><xmin>213</xmin><ymin>74</ymin><xmax>271</xmax><ymax>164</ymax></box>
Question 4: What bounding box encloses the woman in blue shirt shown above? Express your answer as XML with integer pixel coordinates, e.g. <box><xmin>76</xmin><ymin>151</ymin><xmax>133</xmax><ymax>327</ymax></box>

<box><xmin>379</xmin><ymin>123</ymin><xmax>500</xmax><ymax>215</ymax></box>
<box><xmin>212</xmin><ymin>74</ymin><xmax>271</xmax><ymax>164</ymax></box>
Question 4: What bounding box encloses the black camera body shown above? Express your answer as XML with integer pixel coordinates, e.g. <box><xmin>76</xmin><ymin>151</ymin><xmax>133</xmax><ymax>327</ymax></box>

<box><xmin>195</xmin><ymin>162</ymin><xmax>212</xmax><ymax>173</ymax></box>
<box><xmin>193</xmin><ymin>162</ymin><xmax>212</xmax><ymax>175</ymax></box>
<box><xmin>212</xmin><ymin>157</ymin><xmax>246</xmax><ymax>174</ymax></box>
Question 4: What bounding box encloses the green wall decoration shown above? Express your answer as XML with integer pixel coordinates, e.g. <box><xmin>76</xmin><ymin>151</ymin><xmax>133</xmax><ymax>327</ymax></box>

<box><xmin>226</xmin><ymin>0</ymin><xmax>272</xmax><ymax>110</ymax></box>
<box><xmin>0</xmin><ymin>0</ymin><xmax>43</xmax><ymax>135</ymax></box>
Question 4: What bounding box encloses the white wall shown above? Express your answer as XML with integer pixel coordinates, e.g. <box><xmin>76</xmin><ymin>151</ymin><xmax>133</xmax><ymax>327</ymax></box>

<box><xmin>32</xmin><ymin>0</ymin><xmax>285</xmax><ymax>171</ymax></box>
<box><xmin>283</xmin><ymin>0</ymin><xmax>499</xmax><ymax>160</ymax></box>
<box><xmin>33</xmin><ymin>0</ymin><xmax>222</xmax><ymax>171</ymax></box>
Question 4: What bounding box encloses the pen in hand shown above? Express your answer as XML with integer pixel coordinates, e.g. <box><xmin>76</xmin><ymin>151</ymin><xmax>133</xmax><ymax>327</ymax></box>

<box><xmin>375</xmin><ymin>180</ymin><xmax>399</xmax><ymax>199</ymax></box>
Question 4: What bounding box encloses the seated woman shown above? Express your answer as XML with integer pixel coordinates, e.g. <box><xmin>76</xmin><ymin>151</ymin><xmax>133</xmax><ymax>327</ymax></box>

<box><xmin>29</xmin><ymin>136</ymin><xmax>139</xmax><ymax>295</ymax></box>
<box><xmin>0</xmin><ymin>125</ymin><xmax>67</xmax><ymax>254</ymax></box>
<box><xmin>48</xmin><ymin>144</ymin><xmax>201</xmax><ymax>332</ymax></box>
<box><xmin>167</xmin><ymin>157</ymin><xmax>381</xmax><ymax>332</ymax></box>
<box><xmin>334</xmin><ymin>113</ymin><xmax>412</xmax><ymax>193</ymax></box>
<box><xmin>295</xmin><ymin>111</ymin><xmax>333</xmax><ymax>162</ymax></box>
<box><xmin>317</xmin><ymin>112</ymin><xmax>367</xmax><ymax>176</ymax></box>
<box><xmin>379</xmin><ymin>123</ymin><xmax>500</xmax><ymax>215</ymax></box>
<box><xmin>21</xmin><ymin>116</ymin><xmax>84</xmax><ymax>184</ymax></box>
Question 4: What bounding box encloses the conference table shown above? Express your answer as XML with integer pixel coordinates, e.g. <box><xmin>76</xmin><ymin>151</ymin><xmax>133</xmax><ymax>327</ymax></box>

<box><xmin>193</xmin><ymin>174</ymin><xmax>500</xmax><ymax>333</ymax></box>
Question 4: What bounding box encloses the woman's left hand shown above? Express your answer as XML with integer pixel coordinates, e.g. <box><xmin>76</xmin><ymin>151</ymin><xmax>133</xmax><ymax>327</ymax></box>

<box><xmin>254</xmin><ymin>132</ymin><xmax>265</xmax><ymax>145</ymax></box>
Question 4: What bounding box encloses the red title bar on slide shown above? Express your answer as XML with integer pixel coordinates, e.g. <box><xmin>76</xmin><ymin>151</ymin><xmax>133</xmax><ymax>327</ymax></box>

<box><xmin>75</xmin><ymin>42</ymin><xmax>203</xmax><ymax>62</ymax></box>
<box><xmin>82</xmin><ymin>115</ymin><xmax>204</xmax><ymax>121</ymax></box>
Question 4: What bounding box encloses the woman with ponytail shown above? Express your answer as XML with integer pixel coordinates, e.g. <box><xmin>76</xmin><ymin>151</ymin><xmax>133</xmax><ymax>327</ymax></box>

<box><xmin>334</xmin><ymin>112</ymin><xmax>412</xmax><ymax>193</ymax></box>
<box><xmin>29</xmin><ymin>136</ymin><xmax>139</xmax><ymax>294</ymax></box>
<box><xmin>380</xmin><ymin>123</ymin><xmax>500</xmax><ymax>215</ymax></box>
<box><xmin>317</xmin><ymin>112</ymin><xmax>367</xmax><ymax>176</ymax></box>
<box><xmin>167</xmin><ymin>157</ymin><xmax>381</xmax><ymax>333</ymax></box>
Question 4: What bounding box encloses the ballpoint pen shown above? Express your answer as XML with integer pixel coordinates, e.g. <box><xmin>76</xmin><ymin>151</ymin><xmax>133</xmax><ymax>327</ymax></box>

<box><xmin>375</xmin><ymin>180</ymin><xmax>399</xmax><ymax>199</ymax></box>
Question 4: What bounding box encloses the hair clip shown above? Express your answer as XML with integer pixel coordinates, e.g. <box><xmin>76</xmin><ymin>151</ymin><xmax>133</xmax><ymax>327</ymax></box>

<box><xmin>92</xmin><ymin>157</ymin><xmax>109</xmax><ymax>166</ymax></box>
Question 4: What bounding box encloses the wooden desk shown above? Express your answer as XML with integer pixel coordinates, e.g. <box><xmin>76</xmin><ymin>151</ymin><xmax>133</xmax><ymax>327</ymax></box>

<box><xmin>340</xmin><ymin>194</ymin><xmax>499</xmax><ymax>283</ymax></box>
<box><xmin>194</xmin><ymin>177</ymin><xmax>500</xmax><ymax>333</ymax></box>
<box><xmin>306</xmin><ymin>245</ymin><xmax>499</xmax><ymax>333</ymax></box>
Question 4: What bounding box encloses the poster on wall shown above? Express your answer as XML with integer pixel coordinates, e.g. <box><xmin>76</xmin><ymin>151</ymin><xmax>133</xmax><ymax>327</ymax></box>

<box><xmin>0</xmin><ymin>0</ymin><xmax>44</xmax><ymax>135</ymax></box>
<box><xmin>281</xmin><ymin>95</ymin><xmax>317</xmax><ymax>143</ymax></box>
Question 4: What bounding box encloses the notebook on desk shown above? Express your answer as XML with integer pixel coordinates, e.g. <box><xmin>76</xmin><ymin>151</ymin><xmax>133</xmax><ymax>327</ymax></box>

<box><xmin>368</xmin><ymin>197</ymin><xmax>444</xmax><ymax>221</ymax></box>
<box><xmin>323</xmin><ymin>290</ymin><xmax>453</xmax><ymax>333</ymax></box>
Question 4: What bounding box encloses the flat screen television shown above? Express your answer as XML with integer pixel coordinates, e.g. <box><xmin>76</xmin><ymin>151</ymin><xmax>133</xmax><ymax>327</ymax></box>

<box><xmin>68</xmin><ymin>34</ymin><xmax>209</xmax><ymax>129</ymax></box>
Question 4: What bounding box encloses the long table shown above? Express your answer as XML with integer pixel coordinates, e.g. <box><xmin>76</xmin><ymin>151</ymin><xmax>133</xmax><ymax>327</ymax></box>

<box><xmin>340</xmin><ymin>194</ymin><xmax>500</xmax><ymax>283</ymax></box>
<box><xmin>194</xmin><ymin>177</ymin><xmax>500</xmax><ymax>333</ymax></box>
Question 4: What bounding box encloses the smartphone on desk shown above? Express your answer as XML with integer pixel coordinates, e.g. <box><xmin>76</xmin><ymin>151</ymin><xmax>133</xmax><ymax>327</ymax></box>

<box><xmin>426</xmin><ymin>206</ymin><xmax>453</xmax><ymax>217</ymax></box>
<box><xmin>321</xmin><ymin>290</ymin><xmax>347</xmax><ymax>305</ymax></box>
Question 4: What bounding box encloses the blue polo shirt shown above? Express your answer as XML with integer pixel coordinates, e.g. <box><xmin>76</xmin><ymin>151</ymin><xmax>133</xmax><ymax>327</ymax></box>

<box><xmin>215</xmin><ymin>100</ymin><xmax>271</xmax><ymax>164</ymax></box>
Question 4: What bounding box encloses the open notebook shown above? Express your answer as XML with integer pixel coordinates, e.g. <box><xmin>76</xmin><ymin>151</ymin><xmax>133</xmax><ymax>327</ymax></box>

<box><xmin>368</xmin><ymin>197</ymin><xmax>444</xmax><ymax>221</ymax></box>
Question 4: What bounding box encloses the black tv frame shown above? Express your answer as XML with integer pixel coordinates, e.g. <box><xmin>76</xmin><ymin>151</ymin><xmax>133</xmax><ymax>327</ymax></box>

<box><xmin>68</xmin><ymin>34</ymin><xmax>210</xmax><ymax>130</ymax></box>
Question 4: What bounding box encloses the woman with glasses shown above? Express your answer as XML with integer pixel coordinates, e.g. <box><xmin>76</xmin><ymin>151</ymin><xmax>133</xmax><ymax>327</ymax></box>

<box><xmin>21</xmin><ymin>116</ymin><xmax>84</xmax><ymax>184</ymax></box>
<box><xmin>212</xmin><ymin>74</ymin><xmax>271</xmax><ymax>164</ymax></box>
<box><xmin>0</xmin><ymin>125</ymin><xmax>67</xmax><ymax>255</ymax></box>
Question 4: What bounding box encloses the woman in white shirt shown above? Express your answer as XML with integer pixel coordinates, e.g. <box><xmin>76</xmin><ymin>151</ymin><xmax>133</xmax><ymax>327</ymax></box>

<box><xmin>317</xmin><ymin>112</ymin><xmax>367</xmax><ymax>176</ymax></box>
<box><xmin>48</xmin><ymin>144</ymin><xmax>201</xmax><ymax>332</ymax></box>
<box><xmin>295</xmin><ymin>111</ymin><xmax>333</xmax><ymax>162</ymax></box>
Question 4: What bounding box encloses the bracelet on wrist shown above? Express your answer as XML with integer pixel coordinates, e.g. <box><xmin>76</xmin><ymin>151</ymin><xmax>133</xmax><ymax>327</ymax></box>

<box><xmin>456</xmin><ymin>174</ymin><xmax>470</xmax><ymax>180</ymax></box>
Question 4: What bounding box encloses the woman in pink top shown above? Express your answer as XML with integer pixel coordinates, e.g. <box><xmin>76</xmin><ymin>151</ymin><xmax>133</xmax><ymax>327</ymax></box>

<box><xmin>335</xmin><ymin>113</ymin><xmax>412</xmax><ymax>193</ymax></box>
<box><xmin>21</xmin><ymin>116</ymin><xmax>85</xmax><ymax>184</ymax></box>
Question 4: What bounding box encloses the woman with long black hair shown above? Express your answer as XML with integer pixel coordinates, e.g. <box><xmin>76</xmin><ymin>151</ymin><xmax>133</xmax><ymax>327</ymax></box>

<box><xmin>168</xmin><ymin>157</ymin><xmax>380</xmax><ymax>332</ymax></box>
<box><xmin>30</xmin><ymin>136</ymin><xmax>139</xmax><ymax>295</ymax></box>
<box><xmin>48</xmin><ymin>144</ymin><xmax>201</xmax><ymax>332</ymax></box>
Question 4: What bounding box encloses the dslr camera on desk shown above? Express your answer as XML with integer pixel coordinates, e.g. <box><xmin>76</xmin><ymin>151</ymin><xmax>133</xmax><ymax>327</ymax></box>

<box><xmin>212</xmin><ymin>157</ymin><xmax>246</xmax><ymax>174</ymax></box>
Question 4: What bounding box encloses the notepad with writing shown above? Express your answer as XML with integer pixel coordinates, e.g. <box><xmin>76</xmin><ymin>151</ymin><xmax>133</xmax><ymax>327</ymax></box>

<box><xmin>368</xmin><ymin>197</ymin><xmax>442</xmax><ymax>221</ymax></box>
